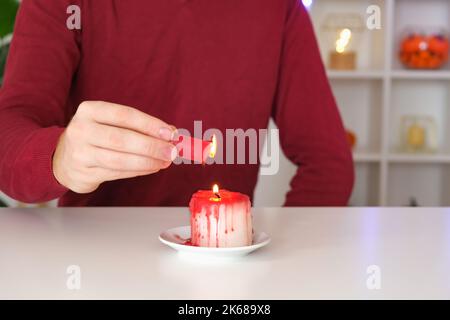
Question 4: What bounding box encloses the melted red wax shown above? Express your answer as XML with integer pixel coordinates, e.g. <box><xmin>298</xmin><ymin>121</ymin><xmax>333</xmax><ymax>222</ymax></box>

<box><xmin>183</xmin><ymin>240</ymin><xmax>195</xmax><ymax>246</ymax></box>
<box><xmin>175</xmin><ymin>135</ymin><xmax>212</xmax><ymax>163</ymax></box>
<box><xmin>174</xmin><ymin>234</ymin><xmax>197</xmax><ymax>246</ymax></box>
<box><xmin>189</xmin><ymin>189</ymin><xmax>251</xmax><ymax>247</ymax></box>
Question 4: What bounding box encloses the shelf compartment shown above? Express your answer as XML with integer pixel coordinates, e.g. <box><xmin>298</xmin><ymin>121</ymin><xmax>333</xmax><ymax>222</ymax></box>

<box><xmin>393</xmin><ymin>0</ymin><xmax>450</xmax><ymax>71</ymax></box>
<box><xmin>349</xmin><ymin>163</ymin><xmax>380</xmax><ymax>206</ymax></box>
<box><xmin>330</xmin><ymin>79</ymin><xmax>383</xmax><ymax>154</ymax></box>
<box><xmin>389</xmin><ymin>80</ymin><xmax>450</xmax><ymax>154</ymax></box>
<box><xmin>387</xmin><ymin>163</ymin><xmax>450</xmax><ymax>206</ymax></box>
<box><xmin>311</xmin><ymin>0</ymin><xmax>385</xmax><ymax>71</ymax></box>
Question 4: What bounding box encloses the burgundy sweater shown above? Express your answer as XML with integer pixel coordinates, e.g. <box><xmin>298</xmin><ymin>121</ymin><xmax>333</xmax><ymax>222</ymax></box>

<box><xmin>0</xmin><ymin>0</ymin><xmax>354</xmax><ymax>206</ymax></box>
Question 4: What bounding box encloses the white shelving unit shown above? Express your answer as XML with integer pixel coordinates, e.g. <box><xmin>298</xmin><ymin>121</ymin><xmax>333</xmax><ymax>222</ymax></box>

<box><xmin>311</xmin><ymin>0</ymin><xmax>450</xmax><ymax>206</ymax></box>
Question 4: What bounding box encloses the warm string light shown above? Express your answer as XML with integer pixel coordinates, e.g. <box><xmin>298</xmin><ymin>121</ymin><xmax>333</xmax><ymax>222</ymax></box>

<box><xmin>336</xmin><ymin>28</ymin><xmax>352</xmax><ymax>53</ymax></box>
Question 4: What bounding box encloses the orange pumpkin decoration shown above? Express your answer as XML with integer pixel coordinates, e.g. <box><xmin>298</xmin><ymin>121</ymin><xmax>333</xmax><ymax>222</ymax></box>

<box><xmin>399</xmin><ymin>33</ymin><xmax>449</xmax><ymax>69</ymax></box>
<box><xmin>346</xmin><ymin>129</ymin><xmax>357</xmax><ymax>149</ymax></box>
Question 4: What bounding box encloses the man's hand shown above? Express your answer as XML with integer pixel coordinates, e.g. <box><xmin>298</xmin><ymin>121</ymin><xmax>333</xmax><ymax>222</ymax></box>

<box><xmin>52</xmin><ymin>101</ymin><xmax>178</xmax><ymax>193</ymax></box>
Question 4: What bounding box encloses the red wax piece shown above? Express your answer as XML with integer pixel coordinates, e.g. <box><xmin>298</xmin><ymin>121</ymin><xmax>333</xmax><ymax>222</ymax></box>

<box><xmin>189</xmin><ymin>189</ymin><xmax>252</xmax><ymax>248</ymax></box>
<box><xmin>175</xmin><ymin>135</ymin><xmax>213</xmax><ymax>163</ymax></box>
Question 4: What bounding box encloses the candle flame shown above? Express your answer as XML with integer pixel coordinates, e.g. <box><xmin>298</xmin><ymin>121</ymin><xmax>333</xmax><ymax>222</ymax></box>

<box><xmin>335</xmin><ymin>28</ymin><xmax>352</xmax><ymax>53</ymax></box>
<box><xmin>210</xmin><ymin>184</ymin><xmax>221</xmax><ymax>201</ymax></box>
<box><xmin>209</xmin><ymin>135</ymin><xmax>217</xmax><ymax>158</ymax></box>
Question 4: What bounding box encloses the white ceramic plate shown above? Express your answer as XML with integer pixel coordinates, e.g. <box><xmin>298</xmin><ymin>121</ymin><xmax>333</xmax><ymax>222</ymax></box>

<box><xmin>159</xmin><ymin>226</ymin><xmax>270</xmax><ymax>259</ymax></box>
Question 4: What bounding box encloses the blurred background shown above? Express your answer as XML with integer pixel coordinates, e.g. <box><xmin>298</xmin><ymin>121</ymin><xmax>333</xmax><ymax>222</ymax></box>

<box><xmin>1</xmin><ymin>0</ymin><xmax>450</xmax><ymax>207</ymax></box>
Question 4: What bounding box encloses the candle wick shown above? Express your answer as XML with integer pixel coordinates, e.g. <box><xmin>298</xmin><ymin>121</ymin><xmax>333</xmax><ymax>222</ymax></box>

<box><xmin>215</xmin><ymin>192</ymin><xmax>221</xmax><ymax>199</ymax></box>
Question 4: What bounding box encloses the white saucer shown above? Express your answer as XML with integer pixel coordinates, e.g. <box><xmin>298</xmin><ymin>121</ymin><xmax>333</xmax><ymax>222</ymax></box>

<box><xmin>159</xmin><ymin>226</ymin><xmax>270</xmax><ymax>259</ymax></box>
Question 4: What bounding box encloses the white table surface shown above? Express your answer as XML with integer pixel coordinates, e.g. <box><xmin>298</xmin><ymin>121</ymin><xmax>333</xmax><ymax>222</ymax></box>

<box><xmin>0</xmin><ymin>207</ymin><xmax>449</xmax><ymax>299</ymax></box>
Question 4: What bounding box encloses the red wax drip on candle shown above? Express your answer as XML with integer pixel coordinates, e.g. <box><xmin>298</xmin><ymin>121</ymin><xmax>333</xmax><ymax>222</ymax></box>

<box><xmin>214</xmin><ymin>205</ymin><xmax>219</xmax><ymax>247</ymax></box>
<box><xmin>207</xmin><ymin>207</ymin><xmax>211</xmax><ymax>247</ymax></box>
<box><xmin>225</xmin><ymin>206</ymin><xmax>228</xmax><ymax>235</ymax></box>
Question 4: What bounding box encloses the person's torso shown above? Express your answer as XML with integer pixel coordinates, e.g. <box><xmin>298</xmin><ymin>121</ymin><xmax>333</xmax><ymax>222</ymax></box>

<box><xmin>61</xmin><ymin>0</ymin><xmax>289</xmax><ymax>206</ymax></box>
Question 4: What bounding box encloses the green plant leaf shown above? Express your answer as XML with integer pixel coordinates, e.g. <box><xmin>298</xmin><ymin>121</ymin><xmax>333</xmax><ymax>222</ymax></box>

<box><xmin>0</xmin><ymin>44</ymin><xmax>10</xmax><ymax>85</ymax></box>
<box><xmin>0</xmin><ymin>0</ymin><xmax>19</xmax><ymax>38</ymax></box>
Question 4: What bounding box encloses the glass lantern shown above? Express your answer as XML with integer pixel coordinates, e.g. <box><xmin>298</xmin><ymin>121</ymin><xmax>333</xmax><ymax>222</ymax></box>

<box><xmin>399</xmin><ymin>115</ymin><xmax>438</xmax><ymax>153</ymax></box>
<box><xmin>321</xmin><ymin>13</ymin><xmax>364</xmax><ymax>70</ymax></box>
